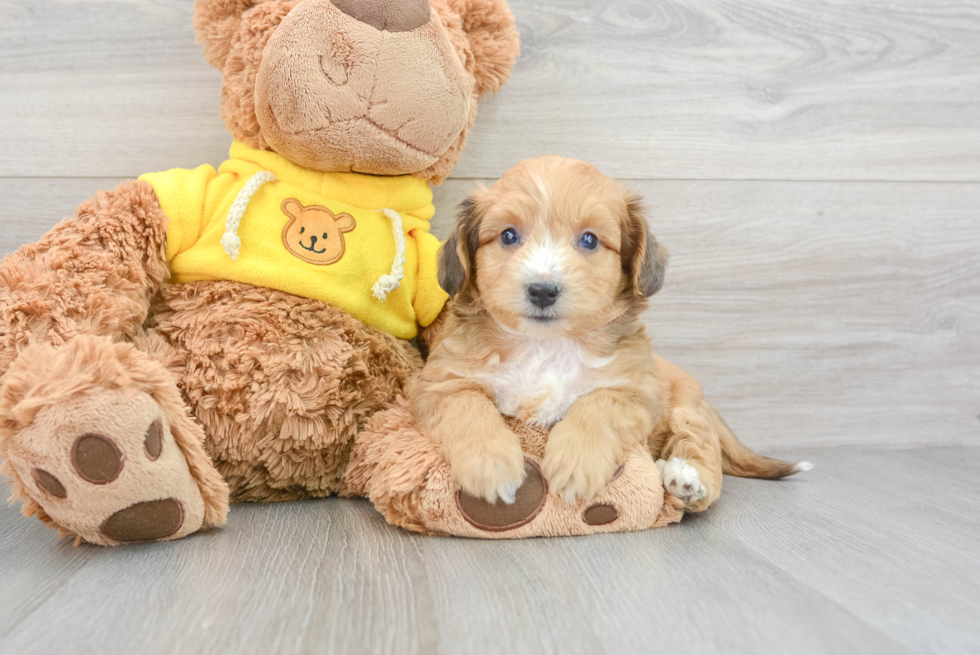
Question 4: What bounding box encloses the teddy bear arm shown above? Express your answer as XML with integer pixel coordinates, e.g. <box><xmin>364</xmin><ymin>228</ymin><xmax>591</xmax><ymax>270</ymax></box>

<box><xmin>0</xmin><ymin>180</ymin><xmax>171</xmax><ymax>375</ymax></box>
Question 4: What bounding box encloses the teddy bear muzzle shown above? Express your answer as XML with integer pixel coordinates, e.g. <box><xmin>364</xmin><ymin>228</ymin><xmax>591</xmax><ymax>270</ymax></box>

<box><xmin>331</xmin><ymin>0</ymin><xmax>431</xmax><ymax>32</ymax></box>
<box><xmin>254</xmin><ymin>0</ymin><xmax>471</xmax><ymax>176</ymax></box>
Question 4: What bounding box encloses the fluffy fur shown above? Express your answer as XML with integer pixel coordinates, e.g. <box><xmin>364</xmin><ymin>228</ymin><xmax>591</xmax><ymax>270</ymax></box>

<box><xmin>195</xmin><ymin>0</ymin><xmax>519</xmax><ymax>183</ymax></box>
<box><xmin>0</xmin><ymin>0</ymin><xmax>520</xmax><ymax>544</ymax></box>
<box><xmin>342</xmin><ymin>396</ymin><xmax>685</xmax><ymax>537</ymax></box>
<box><xmin>151</xmin><ymin>280</ymin><xmax>422</xmax><ymax>502</ymax></box>
<box><xmin>0</xmin><ymin>335</ymin><xmax>229</xmax><ymax>544</ymax></box>
<box><xmin>412</xmin><ymin>156</ymin><xmax>809</xmax><ymax>510</ymax></box>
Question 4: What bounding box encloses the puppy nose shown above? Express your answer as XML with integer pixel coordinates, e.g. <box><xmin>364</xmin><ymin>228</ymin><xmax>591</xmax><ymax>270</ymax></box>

<box><xmin>527</xmin><ymin>282</ymin><xmax>561</xmax><ymax>308</ymax></box>
<box><xmin>331</xmin><ymin>0</ymin><xmax>431</xmax><ymax>32</ymax></box>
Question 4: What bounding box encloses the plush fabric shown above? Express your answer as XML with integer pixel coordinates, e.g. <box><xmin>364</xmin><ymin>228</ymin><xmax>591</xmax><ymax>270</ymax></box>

<box><xmin>254</xmin><ymin>1</ymin><xmax>473</xmax><ymax>176</ymax></box>
<box><xmin>0</xmin><ymin>335</ymin><xmax>229</xmax><ymax>546</ymax></box>
<box><xmin>210</xmin><ymin>0</ymin><xmax>520</xmax><ymax>183</ymax></box>
<box><xmin>141</xmin><ymin>142</ymin><xmax>448</xmax><ymax>338</ymax></box>
<box><xmin>150</xmin><ymin>279</ymin><xmax>423</xmax><ymax>502</ymax></box>
<box><xmin>343</xmin><ymin>398</ymin><xmax>684</xmax><ymax>538</ymax></box>
<box><xmin>0</xmin><ymin>1</ymin><xmax>681</xmax><ymax>546</ymax></box>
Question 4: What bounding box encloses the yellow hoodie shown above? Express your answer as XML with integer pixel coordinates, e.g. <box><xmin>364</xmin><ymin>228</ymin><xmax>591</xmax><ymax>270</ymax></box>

<box><xmin>140</xmin><ymin>142</ymin><xmax>448</xmax><ymax>340</ymax></box>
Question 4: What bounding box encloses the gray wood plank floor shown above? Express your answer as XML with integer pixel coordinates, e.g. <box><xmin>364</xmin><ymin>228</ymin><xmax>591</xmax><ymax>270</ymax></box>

<box><xmin>1</xmin><ymin>447</ymin><xmax>978</xmax><ymax>655</ymax></box>
<box><xmin>1</xmin><ymin>1</ymin><xmax>979</xmax><ymax>653</ymax></box>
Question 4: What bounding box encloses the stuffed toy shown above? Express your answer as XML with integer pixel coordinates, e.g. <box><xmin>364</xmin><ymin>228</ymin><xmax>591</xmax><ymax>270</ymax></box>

<box><xmin>0</xmin><ymin>0</ymin><xmax>682</xmax><ymax>545</ymax></box>
<box><xmin>343</xmin><ymin>398</ymin><xmax>684</xmax><ymax>537</ymax></box>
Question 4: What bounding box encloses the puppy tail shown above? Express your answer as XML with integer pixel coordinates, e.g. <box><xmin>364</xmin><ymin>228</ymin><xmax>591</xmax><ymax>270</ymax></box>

<box><xmin>710</xmin><ymin>407</ymin><xmax>812</xmax><ymax>479</ymax></box>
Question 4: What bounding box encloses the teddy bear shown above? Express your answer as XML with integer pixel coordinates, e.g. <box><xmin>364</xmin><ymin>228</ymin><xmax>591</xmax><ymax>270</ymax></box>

<box><xmin>342</xmin><ymin>398</ymin><xmax>684</xmax><ymax>537</ymax></box>
<box><xmin>0</xmin><ymin>0</ymin><xmax>525</xmax><ymax>545</ymax></box>
<box><xmin>0</xmin><ymin>0</ymin><xmax>688</xmax><ymax>545</ymax></box>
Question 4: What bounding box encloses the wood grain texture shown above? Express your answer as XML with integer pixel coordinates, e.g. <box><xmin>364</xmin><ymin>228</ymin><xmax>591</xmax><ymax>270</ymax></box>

<box><xmin>2</xmin><ymin>1</ymin><xmax>978</xmax><ymax>653</ymax></box>
<box><xmin>2</xmin><ymin>0</ymin><xmax>979</xmax><ymax>180</ymax></box>
<box><xmin>1</xmin><ymin>447</ymin><xmax>977</xmax><ymax>655</ymax></box>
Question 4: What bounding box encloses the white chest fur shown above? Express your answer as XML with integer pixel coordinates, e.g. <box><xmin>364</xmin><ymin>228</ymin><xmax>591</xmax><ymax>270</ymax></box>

<box><xmin>477</xmin><ymin>339</ymin><xmax>615</xmax><ymax>427</ymax></box>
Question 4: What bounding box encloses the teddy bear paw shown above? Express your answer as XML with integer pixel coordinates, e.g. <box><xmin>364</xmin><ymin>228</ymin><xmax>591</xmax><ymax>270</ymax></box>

<box><xmin>7</xmin><ymin>389</ymin><xmax>209</xmax><ymax>545</ymax></box>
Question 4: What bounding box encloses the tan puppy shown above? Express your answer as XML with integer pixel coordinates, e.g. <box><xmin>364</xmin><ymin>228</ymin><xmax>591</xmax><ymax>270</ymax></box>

<box><xmin>411</xmin><ymin>156</ymin><xmax>810</xmax><ymax>510</ymax></box>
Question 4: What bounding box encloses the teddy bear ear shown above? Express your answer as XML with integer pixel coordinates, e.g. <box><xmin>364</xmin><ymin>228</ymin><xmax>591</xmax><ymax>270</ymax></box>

<box><xmin>280</xmin><ymin>198</ymin><xmax>303</xmax><ymax>218</ymax></box>
<box><xmin>448</xmin><ymin>0</ymin><xmax>521</xmax><ymax>99</ymax></box>
<box><xmin>335</xmin><ymin>213</ymin><xmax>356</xmax><ymax>232</ymax></box>
<box><xmin>193</xmin><ymin>0</ymin><xmax>263</xmax><ymax>69</ymax></box>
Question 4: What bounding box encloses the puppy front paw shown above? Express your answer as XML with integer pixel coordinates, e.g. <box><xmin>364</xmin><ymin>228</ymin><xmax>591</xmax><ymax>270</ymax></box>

<box><xmin>449</xmin><ymin>435</ymin><xmax>527</xmax><ymax>505</ymax></box>
<box><xmin>542</xmin><ymin>426</ymin><xmax>619</xmax><ymax>504</ymax></box>
<box><xmin>656</xmin><ymin>457</ymin><xmax>707</xmax><ymax>506</ymax></box>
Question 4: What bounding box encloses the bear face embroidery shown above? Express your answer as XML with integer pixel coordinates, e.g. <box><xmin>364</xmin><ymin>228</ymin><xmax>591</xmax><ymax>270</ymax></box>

<box><xmin>281</xmin><ymin>198</ymin><xmax>356</xmax><ymax>265</ymax></box>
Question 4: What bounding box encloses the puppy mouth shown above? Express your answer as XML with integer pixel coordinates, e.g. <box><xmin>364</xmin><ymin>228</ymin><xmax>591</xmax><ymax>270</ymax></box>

<box><xmin>523</xmin><ymin>312</ymin><xmax>561</xmax><ymax>324</ymax></box>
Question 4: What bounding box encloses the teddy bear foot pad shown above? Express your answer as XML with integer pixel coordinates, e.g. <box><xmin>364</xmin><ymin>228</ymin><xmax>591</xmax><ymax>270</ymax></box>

<box><xmin>5</xmin><ymin>389</ymin><xmax>207</xmax><ymax>545</ymax></box>
<box><xmin>346</xmin><ymin>399</ymin><xmax>685</xmax><ymax>538</ymax></box>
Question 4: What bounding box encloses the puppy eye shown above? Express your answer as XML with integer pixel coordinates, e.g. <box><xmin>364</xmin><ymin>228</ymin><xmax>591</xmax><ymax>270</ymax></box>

<box><xmin>322</xmin><ymin>233</ymin><xmax>329</xmax><ymax>239</ymax></box>
<box><xmin>300</xmin><ymin>227</ymin><xmax>305</xmax><ymax>234</ymax></box>
<box><xmin>578</xmin><ymin>232</ymin><xmax>599</xmax><ymax>250</ymax></box>
<box><xmin>500</xmin><ymin>228</ymin><xmax>521</xmax><ymax>247</ymax></box>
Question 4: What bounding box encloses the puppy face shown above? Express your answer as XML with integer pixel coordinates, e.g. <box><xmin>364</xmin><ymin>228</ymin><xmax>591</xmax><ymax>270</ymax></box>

<box><xmin>440</xmin><ymin>156</ymin><xmax>668</xmax><ymax>339</ymax></box>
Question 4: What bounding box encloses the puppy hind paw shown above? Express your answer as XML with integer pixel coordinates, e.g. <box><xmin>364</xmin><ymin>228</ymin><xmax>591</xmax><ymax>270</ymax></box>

<box><xmin>656</xmin><ymin>457</ymin><xmax>707</xmax><ymax>505</ymax></box>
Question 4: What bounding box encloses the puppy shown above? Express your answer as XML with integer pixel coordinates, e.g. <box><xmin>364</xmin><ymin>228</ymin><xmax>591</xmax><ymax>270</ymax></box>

<box><xmin>411</xmin><ymin>156</ymin><xmax>810</xmax><ymax>509</ymax></box>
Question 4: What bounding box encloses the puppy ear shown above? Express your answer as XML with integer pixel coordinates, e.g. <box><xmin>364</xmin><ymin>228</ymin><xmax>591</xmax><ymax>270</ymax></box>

<box><xmin>448</xmin><ymin>0</ymin><xmax>521</xmax><ymax>99</ymax></box>
<box><xmin>438</xmin><ymin>195</ymin><xmax>483</xmax><ymax>297</ymax></box>
<box><xmin>193</xmin><ymin>0</ymin><xmax>262</xmax><ymax>69</ymax></box>
<box><xmin>624</xmin><ymin>195</ymin><xmax>669</xmax><ymax>298</ymax></box>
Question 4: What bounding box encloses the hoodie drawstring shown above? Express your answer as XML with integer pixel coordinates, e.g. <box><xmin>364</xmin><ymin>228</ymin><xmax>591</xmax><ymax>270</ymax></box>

<box><xmin>221</xmin><ymin>172</ymin><xmax>405</xmax><ymax>303</ymax></box>
<box><xmin>221</xmin><ymin>170</ymin><xmax>278</xmax><ymax>260</ymax></box>
<box><xmin>371</xmin><ymin>208</ymin><xmax>405</xmax><ymax>302</ymax></box>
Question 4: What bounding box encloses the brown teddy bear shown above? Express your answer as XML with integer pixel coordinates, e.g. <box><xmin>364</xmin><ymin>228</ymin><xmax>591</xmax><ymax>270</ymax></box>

<box><xmin>0</xmin><ymin>0</ymin><xmax>690</xmax><ymax>544</ymax></box>
<box><xmin>0</xmin><ymin>0</ymin><xmax>525</xmax><ymax>545</ymax></box>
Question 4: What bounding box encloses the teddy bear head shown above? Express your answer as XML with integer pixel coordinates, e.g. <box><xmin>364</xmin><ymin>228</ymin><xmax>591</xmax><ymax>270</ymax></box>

<box><xmin>193</xmin><ymin>0</ymin><xmax>520</xmax><ymax>183</ymax></box>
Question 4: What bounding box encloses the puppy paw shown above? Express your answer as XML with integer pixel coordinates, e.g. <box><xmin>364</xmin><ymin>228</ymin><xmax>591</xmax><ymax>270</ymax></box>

<box><xmin>449</xmin><ymin>435</ymin><xmax>527</xmax><ymax>505</ymax></box>
<box><xmin>656</xmin><ymin>457</ymin><xmax>706</xmax><ymax>505</ymax></box>
<box><xmin>542</xmin><ymin>425</ymin><xmax>619</xmax><ymax>504</ymax></box>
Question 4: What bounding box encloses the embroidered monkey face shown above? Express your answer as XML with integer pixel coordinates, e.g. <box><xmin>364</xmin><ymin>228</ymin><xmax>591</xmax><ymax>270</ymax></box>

<box><xmin>281</xmin><ymin>199</ymin><xmax>356</xmax><ymax>265</ymax></box>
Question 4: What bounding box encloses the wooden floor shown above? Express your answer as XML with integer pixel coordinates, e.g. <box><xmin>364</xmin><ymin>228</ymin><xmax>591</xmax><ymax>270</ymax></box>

<box><xmin>2</xmin><ymin>447</ymin><xmax>979</xmax><ymax>655</ymax></box>
<box><xmin>1</xmin><ymin>1</ymin><xmax>979</xmax><ymax>653</ymax></box>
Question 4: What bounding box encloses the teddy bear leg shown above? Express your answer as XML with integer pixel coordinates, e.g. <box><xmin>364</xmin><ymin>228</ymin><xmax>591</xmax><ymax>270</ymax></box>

<box><xmin>345</xmin><ymin>398</ymin><xmax>680</xmax><ymax>537</ymax></box>
<box><xmin>0</xmin><ymin>335</ymin><xmax>229</xmax><ymax>545</ymax></box>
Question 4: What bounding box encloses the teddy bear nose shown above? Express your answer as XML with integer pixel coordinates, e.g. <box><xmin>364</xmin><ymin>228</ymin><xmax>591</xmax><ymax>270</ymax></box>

<box><xmin>331</xmin><ymin>0</ymin><xmax>431</xmax><ymax>32</ymax></box>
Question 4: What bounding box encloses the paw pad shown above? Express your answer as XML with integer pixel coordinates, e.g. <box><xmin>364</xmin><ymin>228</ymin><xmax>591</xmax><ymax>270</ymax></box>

<box><xmin>33</xmin><ymin>469</ymin><xmax>67</xmax><ymax>499</ymax></box>
<box><xmin>71</xmin><ymin>433</ymin><xmax>123</xmax><ymax>484</ymax></box>
<box><xmin>583</xmin><ymin>503</ymin><xmax>619</xmax><ymax>526</ymax></box>
<box><xmin>144</xmin><ymin>420</ymin><xmax>163</xmax><ymax>460</ymax></box>
<box><xmin>457</xmin><ymin>460</ymin><xmax>547</xmax><ymax>532</ymax></box>
<box><xmin>101</xmin><ymin>498</ymin><xmax>184</xmax><ymax>542</ymax></box>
